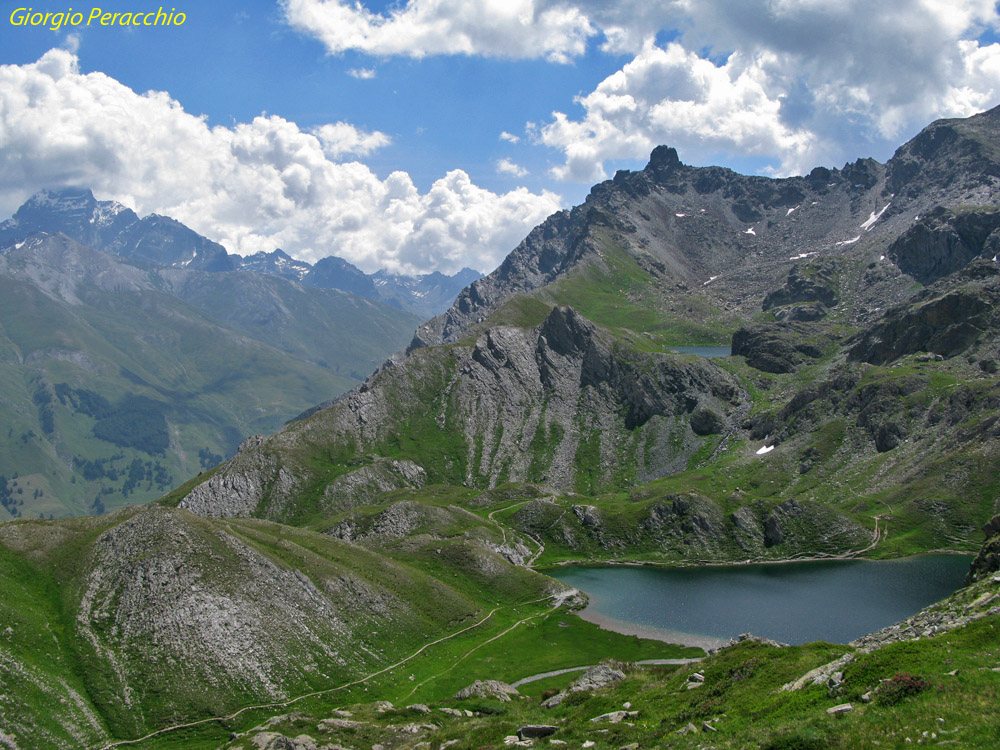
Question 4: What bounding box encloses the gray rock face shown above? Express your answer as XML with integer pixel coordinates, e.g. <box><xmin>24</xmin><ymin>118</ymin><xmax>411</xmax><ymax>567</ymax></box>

<box><xmin>321</xmin><ymin>459</ymin><xmax>427</xmax><ymax>513</ymax></box>
<box><xmin>849</xmin><ymin>260</ymin><xmax>1000</xmax><ymax>365</ymax></box>
<box><xmin>886</xmin><ymin>106</ymin><xmax>1000</xmax><ymax>203</ymax></box>
<box><xmin>455</xmin><ymin>680</ymin><xmax>520</xmax><ymax>702</ymax></box>
<box><xmin>73</xmin><ymin>506</ymin><xmax>366</xmax><ymax>730</ymax></box>
<box><xmin>764</xmin><ymin>499</ymin><xmax>802</xmax><ymax>547</ymax></box>
<box><xmin>763</xmin><ymin>261</ymin><xmax>839</xmax><ymax>312</ymax></box>
<box><xmin>180</xmin><ymin>444</ymin><xmax>291</xmax><ymax>518</ymax></box>
<box><xmin>731</xmin><ymin>323</ymin><xmax>830</xmax><ymax>374</ymax></box>
<box><xmin>966</xmin><ymin>514</ymin><xmax>1000</xmax><ymax>584</ymax></box>
<box><xmin>888</xmin><ymin>207</ymin><xmax>1000</xmax><ymax>285</ymax></box>
<box><xmin>331</xmin><ymin>500</ymin><xmax>459</xmax><ymax>541</ymax></box>
<box><xmin>181</xmin><ymin>305</ymin><xmax>744</xmax><ymax>519</ymax></box>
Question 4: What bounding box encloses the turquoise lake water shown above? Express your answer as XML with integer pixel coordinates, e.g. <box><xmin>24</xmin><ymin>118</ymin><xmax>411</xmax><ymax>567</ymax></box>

<box><xmin>668</xmin><ymin>345</ymin><xmax>732</xmax><ymax>357</ymax></box>
<box><xmin>549</xmin><ymin>556</ymin><xmax>971</xmax><ymax>646</ymax></box>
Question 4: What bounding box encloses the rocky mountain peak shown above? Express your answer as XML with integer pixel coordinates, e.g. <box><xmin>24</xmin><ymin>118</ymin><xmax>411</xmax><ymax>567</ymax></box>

<box><xmin>885</xmin><ymin>103</ymin><xmax>1000</xmax><ymax>202</ymax></box>
<box><xmin>537</xmin><ymin>305</ymin><xmax>596</xmax><ymax>357</ymax></box>
<box><xmin>237</xmin><ymin>248</ymin><xmax>312</xmax><ymax>281</ymax></box>
<box><xmin>0</xmin><ymin>187</ymin><xmax>139</xmax><ymax>252</ymax></box>
<box><xmin>646</xmin><ymin>144</ymin><xmax>682</xmax><ymax>172</ymax></box>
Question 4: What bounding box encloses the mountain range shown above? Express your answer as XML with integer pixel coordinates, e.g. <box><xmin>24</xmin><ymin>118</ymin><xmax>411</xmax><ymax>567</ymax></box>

<box><xmin>2</xmin><ymin>106</ymin><xmax>1000</xmax><ymax>749</ymax></box>
<box><xmin>0</xmin><ymin>188</ymin><xmax>481</xmax><ymax>320</ymax></box>
<box><xmin>0</xmin><ymin>195</ymin><xmax>426</xmax><ymax>519</ymax></box>
<box><xmin>185</xmin><ymin>106</ymin><xmax>1000</xmax><ymax>555</ymax></box>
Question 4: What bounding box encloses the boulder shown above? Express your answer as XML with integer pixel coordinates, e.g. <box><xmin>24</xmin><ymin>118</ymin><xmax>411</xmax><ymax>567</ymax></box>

<box><xmin>568</xmin><ymin>663</ymin><xmax>626</xmax><ymax>692</ymax></box>
<box><xmin>517</xmin><ymin>725</ymin><xmax>558</xmax><ymax>739</ymax></box>
<box><xmin>826</xmin><ymin>703</ymin><xmax>854</xmax><ymax>715</ymax></box>
<box><xmin>454</xmin><ymin>680</ymin><xmax>520</xmax><ymax>702</ymax></box>
<box><xmin>590</xmin><ymin>710</ymin><xmax>638</xmax><ymax>723</ymax></box>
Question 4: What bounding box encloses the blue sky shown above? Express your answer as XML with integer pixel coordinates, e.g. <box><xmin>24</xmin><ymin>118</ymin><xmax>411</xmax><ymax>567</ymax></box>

<box><xmin>2</xmin><ymin>1</ymin><xmax>999</xmax><ymax>274</ymax></box>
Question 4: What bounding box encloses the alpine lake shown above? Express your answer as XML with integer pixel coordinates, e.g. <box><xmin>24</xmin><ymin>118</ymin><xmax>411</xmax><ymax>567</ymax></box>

<box><xmin>548</xmin><ymin>555</ymin><xmax>972</xmax><ymax>648</ymax></box>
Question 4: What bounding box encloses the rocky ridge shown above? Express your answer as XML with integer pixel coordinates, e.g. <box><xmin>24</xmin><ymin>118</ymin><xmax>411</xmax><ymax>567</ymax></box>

<box><xmin>180</xmin><ymin>305</ymin><xmax>746</xmax><ymax>521</ymax></box>
<box><xmin>414</xmin><ymin>107</ymin><xmax>1000</xmax><ymax>352</ymax></box>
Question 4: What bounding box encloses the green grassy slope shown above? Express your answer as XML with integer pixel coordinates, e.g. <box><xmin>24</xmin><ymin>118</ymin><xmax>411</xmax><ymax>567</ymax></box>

<box><xmin>0</xmin><ymin>264</ymin><xmax>417</xmax><ymax>520</ymax></box>
<box><xmin>0</xmin><ymin>502</ymin><xmax>698</xmax><ymax>749</ymax></box>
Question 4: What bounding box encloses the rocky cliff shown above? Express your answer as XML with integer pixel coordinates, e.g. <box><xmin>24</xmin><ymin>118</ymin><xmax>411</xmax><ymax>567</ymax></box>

<box><xmin>180</xmin><ymin>306</ymin><xmax>746</xmax><ymax>521</ymax></box>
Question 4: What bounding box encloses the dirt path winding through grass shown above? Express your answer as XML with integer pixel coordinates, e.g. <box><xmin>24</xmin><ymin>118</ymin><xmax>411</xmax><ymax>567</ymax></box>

<box><xmin>510</xmin><ymin>657</ymin><xmax>703</xmax><ymax>688</ymax></box>
<box><xmin>487</xmin><ymin>500</ymin><xmax>546</xmax><ymax>566</ymax></box>
<box><xmin>400</xmin><ymin>588</ymin><xmax>577</xmax><ymax>700</ymax></box>
<box><xmin>95</xmin><ymin>593</ymin><xmax>566</xmax><ymax>750</ymax></box>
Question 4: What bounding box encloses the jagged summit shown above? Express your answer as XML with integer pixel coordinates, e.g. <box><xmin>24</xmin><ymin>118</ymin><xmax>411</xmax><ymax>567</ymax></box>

<box><xmin>0</xmin><ymin>186</ymin><xmax>235</xmax><ymax>271</ymax></box>
<box><xmin>2</xmin><ymin>188</ymin><xmax>482</xmax><ymax>317</ymax></box>
<box><xmin>238</xmin><ymin>248</ymin><xmax>312</xmax><ymax>281</ymax></box>
<box><xmin>414</xmin><ymin>107</ymin><xmax>1000</xmax><ymax>350</ymax></box>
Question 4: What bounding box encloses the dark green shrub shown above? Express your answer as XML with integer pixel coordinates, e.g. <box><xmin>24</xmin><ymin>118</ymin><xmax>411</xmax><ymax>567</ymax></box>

<box><xmin>875</xmin><ymin>673</ymin><xmax>932</xmax><ymax>706</ymax></box>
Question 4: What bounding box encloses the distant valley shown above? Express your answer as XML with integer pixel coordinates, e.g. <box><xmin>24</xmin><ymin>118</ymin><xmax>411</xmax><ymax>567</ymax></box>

<box><xmin>0</xmin><ymin>189</ymin><xmax>478</xmax><ymax>519</ymax></box>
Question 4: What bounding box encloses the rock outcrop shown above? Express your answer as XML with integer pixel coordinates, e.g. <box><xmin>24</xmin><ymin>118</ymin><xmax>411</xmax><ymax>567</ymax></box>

<box><xmin>763</xmin><ymin>260</ymin><xmax>839</xmax><ymax>316</ymax></box>
<box><xmin>849</xmin><ymin>260</ymin><xmax>1000</xmax><ymax>365</ymax></box>
<box><xmin>887</xmin><ymin>206</ymin><xmax>1000</xmax><ymax>285</ymax></box>
<box><xmin>966</xmin><ymin>514</ymin><xmax>1000</xmax><ymax>584</ymax></box>
<box><xmin>455</xmin><ymin>680</ymin><xmax>520</xmax><ymax>702</ymax></box>
<box><xmin>731</xmin><ymin>323</ymin><xmax>832</xmax><ymax>374</ymax></box>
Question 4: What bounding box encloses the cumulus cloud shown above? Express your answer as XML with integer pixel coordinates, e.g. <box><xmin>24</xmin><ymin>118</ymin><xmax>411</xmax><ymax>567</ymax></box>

<box><xmin>0</xmin><ymin>49</ymin><xmax>561</xmax><ymax>274</ymax></box>
<box><xmin>496</xmin><ymin>158</ymin><xmax>529</xmax><ymax>177</ymax></box>
<box><xmin>539</xmin><ymin>0</ymin><xmax>1000</xmax><ymax>178</ymax></box>
<box><xmin>312</xmin><ymin>121</ymin><xmax>390</xmax><ymax>157</ymax></box>
<box><xmin>539</xmin><ymin>42</ymin><xmax>818</xmax><ymax>180</ymax></box>
<box><xmin>281</xmin><ymin>0</ymin><xmax>596</xmax><ymax>63</ymax></box>
<box><xmin>348</xmin><ymin>67</ymin><xmax>376</xmax><ymax>79</ymax></box>
<box><xmin>282</xmin><ymin>1</ymin><xmax>1000</xmax><ymax>179</ymax></box>
<box><xmin>499</xmin><ymin>131</ymin><xmax>521</xmax><ymax>143</ymax></box>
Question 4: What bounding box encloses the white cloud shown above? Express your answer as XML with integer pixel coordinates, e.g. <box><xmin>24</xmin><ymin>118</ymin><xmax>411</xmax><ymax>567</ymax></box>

<box><xmin>539</xmin><ymin>42</ymin><xmax>818</xmax><ymax>180</ymax></box>
<box><xmin>281</xmin><ymin>0</ymin><xmax>596</xmax><ymax>63</ymax></box>
<box><xmin>348</xmin><ymin>67</ymin><xmax>376</xmax><ymax>79</ymax></box>
<box><xmin>0</xmin><ymin>49</ymin><xmax>562</xmax><ymax>275</ymax></box>
<box><xmin>282</xmin><ymin>1</ymin><xmax>1000</xmax><ymax>181</ymax></box>
<box><xmin>537</xmin><ymin>0</ymin><xmax>1000</xmax><ymax>179</ymax></box>
<box><xmin>499</xmin><ymin>130</ymin><xmax>520</xmax><ymax>143</ymax></box>
<box><xmin>312</xmin><ymin>121</ymin><xmax>391</xmax><ymax>157</ymax></box>
<box><xmin>496</xmin><ymin>158</ymin><xmax>529</xmax><ymax>177</ymax></box>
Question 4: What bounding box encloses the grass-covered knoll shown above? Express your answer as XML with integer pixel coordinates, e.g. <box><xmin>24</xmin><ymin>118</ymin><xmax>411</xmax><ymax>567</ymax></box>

<box><xmin>0</xmin><ymin>499</ymin><xmax>706</xmax><ymax>749</ymax></box>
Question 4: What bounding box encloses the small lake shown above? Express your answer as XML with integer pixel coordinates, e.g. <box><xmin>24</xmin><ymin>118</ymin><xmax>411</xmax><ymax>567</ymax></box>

<box><xmin>669</xmin><ymin>346</ymin><xmax>731</xmax><ymax>358</ymax></box>
<box><xmin>549</xmin><ymin>556</ymin><xmax>971</xmax><ymax>648</ymax></box>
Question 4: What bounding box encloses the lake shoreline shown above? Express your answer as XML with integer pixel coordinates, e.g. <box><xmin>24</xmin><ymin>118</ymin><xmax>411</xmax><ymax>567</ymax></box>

<box><xmin>549</xmin><ymin>554</ymin><xmax>973</xmax><ymax>647</ymax></box>
<box><xmin>571</xmin><ymin>607</ymin><xmax>726</xmax><ymax>651</ymax></box>
<box><xmin>535</xmin><ymin>548</ymin><xmax>973</xmax><ymax>574</ymax></box>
